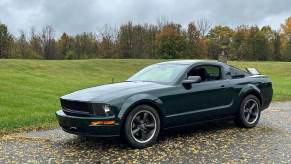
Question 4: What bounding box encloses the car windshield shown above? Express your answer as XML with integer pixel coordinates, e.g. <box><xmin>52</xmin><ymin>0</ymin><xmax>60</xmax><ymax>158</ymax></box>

<box><xmin>127</xmin><ymin>64</ymin><xmax>189</xmax><ymax>83</ymax></box>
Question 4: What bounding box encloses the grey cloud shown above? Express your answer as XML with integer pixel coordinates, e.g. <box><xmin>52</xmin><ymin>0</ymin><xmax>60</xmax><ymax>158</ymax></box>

<box><xmin>0</xmin><ymin>0</ymin><xmax>290</xmax><ymax>36</ymax></box>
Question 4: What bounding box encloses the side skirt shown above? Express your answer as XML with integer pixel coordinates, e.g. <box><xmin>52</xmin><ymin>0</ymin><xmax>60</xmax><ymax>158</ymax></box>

<box><xmin>163</xmin><ymin>115</ymin><xmax>236</xmax><ymax>130</ymax></box>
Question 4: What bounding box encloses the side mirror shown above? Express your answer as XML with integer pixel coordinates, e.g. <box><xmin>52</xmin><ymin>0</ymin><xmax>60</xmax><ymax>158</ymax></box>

<box><xmin>182</xmin><ymin>76</ymin><xmax>201</xmax><ymax>84</ymax></box>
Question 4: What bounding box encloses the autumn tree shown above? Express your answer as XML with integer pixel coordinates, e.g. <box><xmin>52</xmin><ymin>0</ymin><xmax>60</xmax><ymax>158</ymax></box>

<box><xmin>259</xmin><ymin>26</ymin><xmax>275</xmax><ymax>60</ymax></box>
<box><xmin>56</xmin><ymin>32</ymin><xmax>76</xmax><ymax>59</ymax></box>
<box><xmin>231</xmin><ymin>26</ymin><xmax>271</xmax><ymax>60</ymax></box>
<box><xmin>251</xmin><ymin>26</ymin><xmax>269</xmax><ymax>60</ymax></box>
<box><xmin>117</xmin><ymin>22</ymin><xmax>157</xmax><ymax>58</ymax></box>
<box><xmin>74</xmin><ymin>32</ymin><xmax>97</xmax><ymax>59</ymax></box>
<box><xmin>231</xmin><ymin>25</ymin><xmax>249</xmax><ymax>59</ymax></box>
<box><xmin>155</xmin><ymin>23</ymin><xmax>187</xmax><ymax>59</ymax></box>
<box><xmin>117</xmin><ymin>22</ymin><xmax>134</xmax><ymax>58</ymax></box>
<box><xmin>281</xmin><ymin>17</ymin><xmax>291</xmax><ymax>61</ymax></box>
<box><xmin>207</xmin><ymin>26</ymin><xmax>233</xmax><ymax>59</ymax></box>
<box><xmin>1</xmin><ymin>16</ymin><xmax>291</xmax><ymax>61</ymax></box>
<box><xmin>142</xmin><ymin>24</ymin><xmax>158</xmax><ymax>58</ymax></box>
<box><xmin>98</xmin><ymin>25</ymin><xmax>118</xmax><ymax>58</ymax></box>
<box><xmin>131</xmin><ymin>24</ymin><xmax>146</xmax><ymax>58</ymax></box>
<box><xmin>281</xmin><ymin>17</ymin><xmax>291</xmax><ymax>37</ymax></box>
<box><xmin>187</xmin><ymin>22</ymin><xmax>200</xmax><ymax>58</ymax></box>
<box><xmin>117</xmin><ymin>22</ymin><xmax>143</xmax><ymax>58</ymax></box>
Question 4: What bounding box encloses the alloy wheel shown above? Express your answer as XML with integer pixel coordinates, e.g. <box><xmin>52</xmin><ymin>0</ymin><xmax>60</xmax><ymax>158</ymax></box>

<box><xmin>130</xmin><ymin>110</ymin><xmax>157</xmax><ymax>143</ymax></box>
<box><xmin>243</xmin><ymin>99</ymin><xmax>259</xmax><ymax>124</ymax></box>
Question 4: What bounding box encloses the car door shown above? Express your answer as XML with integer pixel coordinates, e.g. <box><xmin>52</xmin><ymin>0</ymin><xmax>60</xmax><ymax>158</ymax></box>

<box><xmin>164</xmin><ymin>64</ymin><xmax>234</xmax><ymax>127</ymax></box>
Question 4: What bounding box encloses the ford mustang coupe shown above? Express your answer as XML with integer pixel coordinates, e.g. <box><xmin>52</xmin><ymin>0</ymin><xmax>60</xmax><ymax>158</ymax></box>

<box><xmin>56</xmin><ymin>60</ymin><xmax>273</xmax><ymax>148</ymax></box>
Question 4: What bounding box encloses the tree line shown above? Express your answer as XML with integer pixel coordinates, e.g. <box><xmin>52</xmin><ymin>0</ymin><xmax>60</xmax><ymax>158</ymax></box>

<box><xmin>0</xmin><ymin>17</ymin><xmax>291</xmax><ymax>61</ymax></box>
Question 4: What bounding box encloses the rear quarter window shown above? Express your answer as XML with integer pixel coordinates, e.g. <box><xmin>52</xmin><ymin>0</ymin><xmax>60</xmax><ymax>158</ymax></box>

<box><xmin>230</xmin><ymin>66</ymin><xmax>249</xmax><ymax>79</ymax></box>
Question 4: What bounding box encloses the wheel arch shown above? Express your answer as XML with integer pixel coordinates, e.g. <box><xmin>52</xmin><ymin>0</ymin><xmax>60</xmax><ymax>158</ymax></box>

<box><xmin>239</xmin><ymin>84</ymin><xmax>263</xmax><ymax>106</ymax></box>
<box><xmin>118</xmin><ymin>94</ymin><xmax>164</xmax><ymax>135</ymax></box>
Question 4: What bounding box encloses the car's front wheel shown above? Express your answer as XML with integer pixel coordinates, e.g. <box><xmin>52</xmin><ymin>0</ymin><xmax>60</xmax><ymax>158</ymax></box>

<box><xmin>235</xmin><ymin>95</ymin><xmax>261</xmax><ymax>128</ymax></box>
<box><xmin>124</xmin><ymin>105</ymin><xmax>160</xmax><ymax>148</ymax></box>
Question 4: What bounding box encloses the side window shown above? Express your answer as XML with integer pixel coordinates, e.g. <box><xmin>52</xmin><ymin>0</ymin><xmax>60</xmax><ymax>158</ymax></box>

<box><xmin>229</xmin><ymin>66</ymin><xmax>248</xmax><ymax>79</ymax></box>
<box><xmin>187</xmin><ymin>65</ymin><xmax>221</xmax><ymax>82</ymax></box>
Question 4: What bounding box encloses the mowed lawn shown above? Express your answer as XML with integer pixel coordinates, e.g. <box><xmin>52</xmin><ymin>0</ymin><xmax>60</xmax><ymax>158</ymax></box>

<box><xmin>0</xmin><ymin>59</ymin><xmax>290</xmax><ymax>133</ymax></box>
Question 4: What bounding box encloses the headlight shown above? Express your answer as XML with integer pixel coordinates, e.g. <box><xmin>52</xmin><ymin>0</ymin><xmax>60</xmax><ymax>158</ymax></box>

<box><xmin>91</xmin><ymin>104</ymin><xmax>114</xmax><ymax>116</ymax></box>
<box><xmin>103</xmin><ymin>105</ymin><xmax>111</xmax><ymax>114</ymax></box>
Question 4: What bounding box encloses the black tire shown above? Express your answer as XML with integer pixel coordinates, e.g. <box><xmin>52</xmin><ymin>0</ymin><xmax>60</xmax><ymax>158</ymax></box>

<box><xmin>124</xmin><ymin>105</ymin><xmax>160</xmax><ymax>148</ymax></box>
<box><xmin>235</xmin><ymin>95</ymin><xmax>261</xmax><ymax>128</ymax></box>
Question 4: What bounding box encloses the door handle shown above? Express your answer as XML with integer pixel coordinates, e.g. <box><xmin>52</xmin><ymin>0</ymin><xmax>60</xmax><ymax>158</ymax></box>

<box><xmin>220</xmin><ymin>85</ymin><xmax>225</xmax><ymax>88</ymax></box>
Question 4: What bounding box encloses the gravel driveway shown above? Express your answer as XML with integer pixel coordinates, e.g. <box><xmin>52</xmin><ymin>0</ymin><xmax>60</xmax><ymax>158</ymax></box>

<box><xmin>0</xmin><ymin>101</ymin><xmax>290</xmax><ymax>163</ymax></box>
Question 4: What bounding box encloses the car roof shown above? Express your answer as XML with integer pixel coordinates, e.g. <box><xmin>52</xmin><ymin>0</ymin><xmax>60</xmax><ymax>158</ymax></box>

<box><xmin>157</xmin><ymin>60</ymin><xmax>225</xmax><ymax>66</ymax></box>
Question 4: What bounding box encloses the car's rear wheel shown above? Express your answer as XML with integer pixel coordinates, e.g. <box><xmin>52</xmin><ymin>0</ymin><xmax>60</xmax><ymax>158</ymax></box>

<box><xmin>124</xmin><ymin>105</ymin><xmax>160</xmax><ymax>148</ymax></box>
<box><xmin>235</xmin><ymin>95</ymin><xmax>261</xmax><ymax>128</ymax></box>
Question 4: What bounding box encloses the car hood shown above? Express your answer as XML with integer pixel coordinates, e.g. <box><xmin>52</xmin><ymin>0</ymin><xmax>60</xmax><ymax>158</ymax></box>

<box><xmin>61</xmin><ymin>81</ymin><xmax>168</xmax><ymax>102</ymax></box>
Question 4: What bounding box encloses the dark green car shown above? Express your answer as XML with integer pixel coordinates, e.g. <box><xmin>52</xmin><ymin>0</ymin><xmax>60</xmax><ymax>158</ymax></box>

<box><xmin>56</xmin><ymin>60</ymin><xmax>273</xmax><ymax>148</ymax></box>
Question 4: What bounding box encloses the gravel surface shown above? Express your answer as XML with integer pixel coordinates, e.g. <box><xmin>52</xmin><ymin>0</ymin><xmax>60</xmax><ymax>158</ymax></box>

<box><xmin>0</xmin><ymin>101</ymin><xmax>290</xmax><ymax>163</ymax></box>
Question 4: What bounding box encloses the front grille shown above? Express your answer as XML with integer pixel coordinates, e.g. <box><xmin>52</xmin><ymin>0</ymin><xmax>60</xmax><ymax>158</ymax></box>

<box><xmin>60</xmin><ymin>99</ymin><xmax>92</xmax><ymax>115</ymax></box>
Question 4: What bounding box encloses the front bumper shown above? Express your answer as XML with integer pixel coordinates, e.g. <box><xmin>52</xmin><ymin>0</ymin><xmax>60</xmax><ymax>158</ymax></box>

<box><xmin>56</xmin><ymin>110</ymin><xmax>121</xmax><ymax>137</ymax></box>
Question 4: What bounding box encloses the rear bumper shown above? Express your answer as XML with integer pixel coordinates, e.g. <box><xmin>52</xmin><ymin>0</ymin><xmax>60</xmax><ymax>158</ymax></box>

<box><xmin>261</xmin><ymin>88</ymin><xmax>273</xmax><ymax>111</ymax></box>
<box><xmin>55</xmin><ymin>110</ymin><xmax>121</xmax><ymax>137</ymax></box>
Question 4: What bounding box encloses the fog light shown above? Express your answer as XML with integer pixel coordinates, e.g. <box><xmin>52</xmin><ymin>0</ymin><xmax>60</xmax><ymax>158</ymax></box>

<box><xmin>90</xmin><ymin>120</ymin><xmax>115</xmax><ymax>126</ymax></box>
<box><xmin>103</xmin><ymin>120</ymin><xmax>115</xmax><ymax>125</ymax></box>
<box><xmin>90</xmin><ymin>121</ymin><xmax>103</xmax><ymax>125</ymax></box>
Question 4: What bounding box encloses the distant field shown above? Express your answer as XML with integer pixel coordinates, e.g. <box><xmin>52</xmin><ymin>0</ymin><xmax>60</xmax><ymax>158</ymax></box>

<box><xmin>0</xmin><ymin>59</ymin><xmax>290</xmax><ymax>133</ymax></box>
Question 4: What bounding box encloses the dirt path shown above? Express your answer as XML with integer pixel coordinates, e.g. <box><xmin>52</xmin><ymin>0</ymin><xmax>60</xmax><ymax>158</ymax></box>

<box><xmin>0</xmin><ymin>102</ymin><xmax>290</xmax><ymax>163</ymax></box>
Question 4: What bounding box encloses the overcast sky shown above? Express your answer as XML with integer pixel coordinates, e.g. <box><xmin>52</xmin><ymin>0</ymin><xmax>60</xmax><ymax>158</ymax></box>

<box><xmin>0</xmin><ymin>0</ymin><xmax>290</xmax><ymax>37</ymax></box>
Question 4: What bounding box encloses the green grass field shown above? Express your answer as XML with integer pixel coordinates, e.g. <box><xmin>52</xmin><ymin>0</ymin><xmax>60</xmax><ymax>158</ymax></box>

<box><xmin>0</xmin><ymin>59</ymin><xmax>291</xmax><ymax>133</ymax></box>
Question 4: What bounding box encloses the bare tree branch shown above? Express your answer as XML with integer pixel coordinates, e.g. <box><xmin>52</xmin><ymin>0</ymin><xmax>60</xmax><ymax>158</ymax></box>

<box><xmin>196</xmin><ymin>18</ymin><xmax>212</xmax><ymax>37</ymax></box>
